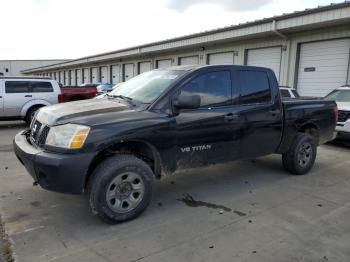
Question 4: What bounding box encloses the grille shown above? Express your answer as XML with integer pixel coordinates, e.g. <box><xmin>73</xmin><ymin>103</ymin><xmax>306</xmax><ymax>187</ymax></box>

<box><xmin>338</xmin><ymin>110</ymin><xmax>350</xmax><ymax>123</ymax></box>
<box><xmin>30</xmin><ymin>120</ymin><xmax>50</xmax><ymax>146</ymax></box>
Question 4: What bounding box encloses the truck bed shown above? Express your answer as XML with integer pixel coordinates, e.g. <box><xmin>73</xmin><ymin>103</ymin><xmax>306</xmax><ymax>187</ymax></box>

<box><xmin>277</xmin><ymin>98</ymin><xmax>337</xmax><ymax>153</ymax></box>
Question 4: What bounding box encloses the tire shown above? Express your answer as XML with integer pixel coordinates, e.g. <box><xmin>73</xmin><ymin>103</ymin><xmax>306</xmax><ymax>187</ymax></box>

<box><xmin>282</xmin><ymin>133</ymin><xmax>317</xmax><ymax>175</ymax></box>
<box><xmin>88</xmin><ymin>154</ymin><xmax>154</xmax><ymax>223</ymax></box>
<box><xmin>25</xmin><ymin>106</ymin><xmax>40</xmax><ymax>125</ymax></box>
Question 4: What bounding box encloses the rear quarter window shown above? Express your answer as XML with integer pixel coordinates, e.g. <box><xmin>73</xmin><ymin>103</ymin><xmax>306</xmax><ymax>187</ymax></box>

<box><xmin>238</xmin><ymin>70</ymin><xmax>271</xmax><ymax>104</ymax></box>
<box><xmin>31</xmin><ymin>81</ymin><xmax>54</xmax><ymax>92</ymax></box>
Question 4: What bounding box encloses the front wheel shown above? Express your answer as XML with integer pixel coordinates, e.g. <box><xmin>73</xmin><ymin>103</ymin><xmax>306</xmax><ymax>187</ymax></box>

<box><xmin>282</xmin><ymin>133</ymin><xmax>317</xmax><ymax>175</ymax></box>
<box><xmin>88</xmin><ymin>155</ymin><xmax>154</xmax><ymax>223</ymax></box>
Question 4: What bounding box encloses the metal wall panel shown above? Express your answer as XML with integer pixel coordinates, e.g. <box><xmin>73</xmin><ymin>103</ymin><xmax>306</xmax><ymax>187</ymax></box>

<box><xmin>76</xmin><ymin>69</ymin><xmax>82</xmax><ymax>85</ymax></box>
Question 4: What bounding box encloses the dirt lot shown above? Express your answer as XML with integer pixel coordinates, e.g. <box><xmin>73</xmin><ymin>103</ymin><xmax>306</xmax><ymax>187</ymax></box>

<box><xmin>1</xmin><ymin>121</ymin><xmax>350</xmax><ymax>262</ymax></box>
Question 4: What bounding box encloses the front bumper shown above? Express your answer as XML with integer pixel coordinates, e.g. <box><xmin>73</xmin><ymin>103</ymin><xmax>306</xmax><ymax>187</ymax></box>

<box><xmin>335</xmin><ymin>120</ymin><xmax>350</xmax><ymax>140</ymax></box>
<box><xmin>13</xmin><ymin>130</ymin><xmax>96</xmax><ymax>194</ymax></box>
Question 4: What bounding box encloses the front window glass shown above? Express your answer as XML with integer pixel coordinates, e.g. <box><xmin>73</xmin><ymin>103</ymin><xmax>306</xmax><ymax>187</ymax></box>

<box><xmin>179</xmin><ymin>71</ymin><xmax>232</xmax><ymax>108</ymax></box>
<box><xmin>325</xmin><ymin>90</ymin><xmax>350</xmax><ymax>102</ymax></box>
<box><xmin>109</xmin><ymin>70</ymin><xmax>184</xmax><ymax>103</ymax></box>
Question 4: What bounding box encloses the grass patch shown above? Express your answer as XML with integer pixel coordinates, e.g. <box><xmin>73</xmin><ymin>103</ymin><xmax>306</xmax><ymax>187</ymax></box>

<box><xmin>0</xmin><ymin>216</ymin><xmax>14</xmax><ymax>262</ymax></box>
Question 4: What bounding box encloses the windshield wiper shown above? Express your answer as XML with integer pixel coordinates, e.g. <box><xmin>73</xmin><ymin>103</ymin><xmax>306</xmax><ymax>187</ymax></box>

<box><xmin>109</xmin><ymin>94</ymin><xmax>136</xmax><ymax>106</ymax></box>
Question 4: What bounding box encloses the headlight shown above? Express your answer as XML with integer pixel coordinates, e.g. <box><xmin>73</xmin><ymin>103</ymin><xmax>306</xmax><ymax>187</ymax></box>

<box><xmin>46</xmin><ymin>124</ymin><xmax>90</xmax><ymax>149</ymax></box>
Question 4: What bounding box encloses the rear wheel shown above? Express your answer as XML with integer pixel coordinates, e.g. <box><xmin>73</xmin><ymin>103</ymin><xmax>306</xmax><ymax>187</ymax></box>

<box><xmin>282</xmin><ymin>133</ymin><xmax>317</xmax><ymax>175</ymax></box>
<box><xmin>88</xmin><ymin>155</ymin><xmax>154</xmax><ymax>223</ymax></box>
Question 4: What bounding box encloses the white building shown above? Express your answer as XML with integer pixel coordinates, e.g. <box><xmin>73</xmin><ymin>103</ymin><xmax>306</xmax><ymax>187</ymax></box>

<box><xmin>22</xmin><ymin>2</ymin><xmax>350</xmax><ymax>96</ymax></box>
<box><xmin>0</xmin><ymin>60</ymin><xmax>69</xmax><ymax>77</ymax></box>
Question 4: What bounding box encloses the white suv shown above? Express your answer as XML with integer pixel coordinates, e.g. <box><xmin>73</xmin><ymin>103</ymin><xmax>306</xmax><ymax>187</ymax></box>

<box><xmin>325</xmin><ymin>86</ymin><xmax>350</xmax><ymax>140</ymax></box>
<box><xmin>0</xmin><ymin>77</ymin><xmax>61</xmax><ymax>124</ymax></box>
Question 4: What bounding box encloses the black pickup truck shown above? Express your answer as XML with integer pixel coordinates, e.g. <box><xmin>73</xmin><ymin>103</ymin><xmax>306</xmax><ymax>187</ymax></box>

<box><xmin>14</xmin><ymin>65</ymin><xmax>337</xmax><ymax>223</ymax></box>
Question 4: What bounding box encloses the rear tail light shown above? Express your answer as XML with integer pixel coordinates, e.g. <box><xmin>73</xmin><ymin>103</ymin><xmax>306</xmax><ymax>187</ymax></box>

<box><xmin>58</xmin><ymin>94</ymin><xmax>64</xmax><ymax>103</ymax></box>
<box><xmin>334</xmin><ymin>104</ymin><xmax>338</xmax><ymax>122</ymax></box>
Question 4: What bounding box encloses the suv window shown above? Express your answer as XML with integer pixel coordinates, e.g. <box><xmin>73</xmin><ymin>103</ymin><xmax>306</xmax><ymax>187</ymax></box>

<box><xmin>31</xmin><ymin>81</ymin><xmax>53</xmax><ymax>92</ymax></box>
<box><xmin>5</xmin><ymin>81</ymin><xmax>30</xmax><ymax>93</ymax></box>
<box><xmin>5</xmin><ymin>81</ymin><xmax>53</xmax><ymax>93</ymax></box>
<box><xmin>180</xmin><ymin>71</ymin><xmax>232</xmax><ymax>108</ymax></box>
<box><xmin>238</xmin><ymin>71</ymin><xmax>271</xmax><ymax>104</ymax></box>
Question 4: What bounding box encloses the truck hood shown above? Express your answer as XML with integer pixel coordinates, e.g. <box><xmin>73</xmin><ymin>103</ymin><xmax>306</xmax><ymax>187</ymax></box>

<box><xmin>35</xmin><ymin>98</ymin><xmax>131</xmax><ymax>126</ymax></box>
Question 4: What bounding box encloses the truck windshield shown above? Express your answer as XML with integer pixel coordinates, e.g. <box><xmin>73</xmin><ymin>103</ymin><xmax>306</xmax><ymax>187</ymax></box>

<box><xmin>325</xmin><ymin>90</ymin><xmax>350</xmax><ymax>102</ymax></box>
<box><xmin>109</xmin><ymin>70</ymin><xmax>184</xmax><ymax>103</ymax></box>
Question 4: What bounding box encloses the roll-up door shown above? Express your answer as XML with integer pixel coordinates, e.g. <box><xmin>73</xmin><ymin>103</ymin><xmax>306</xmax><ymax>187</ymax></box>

<box><xmin>76</xmin><ymin>69</ymin><xmax>82</xmax><ymax>85</ymax></box>
<box><xmin>247</xmin><ymin>46</ymin><xmax>282</xmax><ymax>81</ymax></box>
<box><xmin>70</xmin><ymin>70</ymin><xmax>76</xmax><ymax>85</ymax></box>
<box><xmin>111</xmin><ymin>65</ymin><xmax>120</xmax><ymax>84</ymax></box>
<box><xmin>91</xmin><ymin>67</ymin><xmax>99</xmax><ymax>83</ymax></box>
<box><xmin>100</xmin><ymin>66</ymin><xmax>109</xmax><ymax>83</ymax></box>
<box><xmin>83</xmin><ymin>68</ymin><xmax>90</xmax><ymax>83</ymax></box>
<box><xmin>64</xmin><ymin>71</ymin><xmax>70</xmax><ymax>86</ymax></box>
<box><xmin>179</xmin><ymin>56</ymin><xmax>199</xmax><ymax>65</ymax></box>
<box><xmin>208</xmin><ymin>52</ymin><xmax>234</xmax><ymax>65</ymax></box>
<box><xmin>59</xmin><ymin>71</ymin><xmax>64</xmax><ymax>84</ymax></box>
<box><xmin>139</xmin><ymin>61</ymin><xmax>152</xmax><ymax>74</ymax></box>
<box><xmin>156</xmin><ymin>59</ymin><xmax>172</xmax><ymax>69</ymax></box>
<box><xmin>124</xmin><ymin>64</ymin><xmax>134</xmax><ymax>81</ymax></box>
<box><xmin>297</xmin><ymin>39</ymin><xmax>350</xmax><ymax>96</ymax></box>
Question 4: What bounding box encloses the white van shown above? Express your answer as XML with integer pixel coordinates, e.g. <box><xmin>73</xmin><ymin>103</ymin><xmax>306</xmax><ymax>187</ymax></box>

<box><xmin>0</xmin><ymin>77</ymin><xmax>61</xmax><ymax>124</ymax></box>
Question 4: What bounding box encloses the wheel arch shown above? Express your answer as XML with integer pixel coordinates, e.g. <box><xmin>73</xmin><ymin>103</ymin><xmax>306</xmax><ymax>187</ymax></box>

<box><xmin>20</xmin><ymin>100</ymin><xmax>51</xmax><ymax>118</ymax></box>
<box><xmin>84</xmin><ymin>140</ymin><xmax>163</xmax><ymax>190</ymax></box>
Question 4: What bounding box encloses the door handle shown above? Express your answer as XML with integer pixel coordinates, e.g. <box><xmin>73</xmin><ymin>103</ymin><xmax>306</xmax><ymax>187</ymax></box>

<box><xmin>224</xmin><ymin>113</ymin><xmax>239</xmax><ymax>123</ymax></box>
<box><xmin>25</xmin><ymin>95</ymin><xmax>32</xmax><ymax>98</ymax></box>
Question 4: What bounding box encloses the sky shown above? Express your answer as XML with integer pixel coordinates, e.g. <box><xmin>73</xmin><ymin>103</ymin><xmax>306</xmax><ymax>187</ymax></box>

<box><xmin>0</xmin><ymin>0</ymin><xmax>345</xmax><ymax>60</ymax></box>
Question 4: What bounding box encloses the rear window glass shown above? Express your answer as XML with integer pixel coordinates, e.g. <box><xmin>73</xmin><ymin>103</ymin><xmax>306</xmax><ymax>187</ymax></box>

<box><xmin>238</xmin><ymin>71</ymin><xmax>271</xmax><ymax>104</ymax></box>
<box><xmin>31</xmin><ymin>81</ymin><xmax>53</xmax><ymax>92</ymax></box>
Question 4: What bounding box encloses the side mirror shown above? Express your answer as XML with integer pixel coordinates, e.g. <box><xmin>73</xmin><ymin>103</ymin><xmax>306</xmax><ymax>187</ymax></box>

<box><xmin>174</xmin><ymin>94</ymin><xmax>201</xmax><ymax>110</ymax></box>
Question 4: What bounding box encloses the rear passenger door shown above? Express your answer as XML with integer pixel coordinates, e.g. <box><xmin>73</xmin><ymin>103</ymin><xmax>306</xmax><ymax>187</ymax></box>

<box><xmin>174</xmin><ymin>69</ymin><xmax>240</xmax><ymax>169</ymax></box>
<box><xmin>236</xmin><ymin>70</ymin><xmax>283</xmax><ymax>158</ymax></box>
<box><xmin>3</xmin><ymin>81</ymin><xmax>33</xmax><ymax>117</ymax></box>
<box><xmin>30</xmin><ymin>81</ymin><xmax>56</xmax><ymax>104</ymax></box>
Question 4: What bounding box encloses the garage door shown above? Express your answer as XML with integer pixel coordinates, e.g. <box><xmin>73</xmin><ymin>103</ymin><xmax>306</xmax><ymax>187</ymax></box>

<box><xmin>91</xmin><ymin>67</ymin><xmax>99</xmax><ymax>83</ymax></box>
<box><xmin>64</xmin><ymin>71</ymin><xmax>70</xmax><ymax>86</ymax></box>
<box><xmin>111</xmin><ymin>65</ymin><xmax>120</xmax><ymax>85</ymax></box>
<box><xmin>297</xmin><ymin>39</ymin><xmax>350</xmax><ymax>97</ymax></box>
<box><xmin>157</xmin><ymin>59</ymin><xmax>172</xmax><ymax>69</ymax></box>
<box><xmin>247</xmin><ymin>47</ymin><xmax>282</xmax><ymax>81</ymax></box>
<box><xmin>208</xmin><ymin>52</ymin><xmax>234</xmax><ymax>65</ymax></box>
<box><xmin>70</xmin><ymin>70</ymin><xmax>76</xmax><ymax>86</ymax></box>
<box><xmin>76</xmin><ymin>69</ymin><xmax>82</xmax><ymax>85</ymax></box>
<box><xmin>83</xmin><ymin>68</ymin><xmax>90</xmax><ymax>83</ymax></box>
<box><xmin>139</xmin><ymin>61</ymin><xmax>152</xmax><ymax>74</ymax></box>
<box><xmin>59</xmin><ymin>71</ymin><xmax>64</xmax><ymax>84</ymax></box>
<box><xmin>100</xmin><ymin>66</ymin><xmax>109</xmax><ymax>83</ymax></box>
<box><xmin>124</xmin><ymin>64</ymin><xmax>134</xmax><ymax>81</ymax></box>
<box><xmin>179</xmin><ymin>56</ymin><xmax>199</xmax><ymax>66</ymax></box>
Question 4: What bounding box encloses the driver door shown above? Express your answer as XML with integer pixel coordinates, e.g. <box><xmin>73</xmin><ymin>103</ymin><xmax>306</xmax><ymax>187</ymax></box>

<box><xmin>174</xmin><ymin>69</ymin><xmax>240</xmax><ymax>170</ymax></box>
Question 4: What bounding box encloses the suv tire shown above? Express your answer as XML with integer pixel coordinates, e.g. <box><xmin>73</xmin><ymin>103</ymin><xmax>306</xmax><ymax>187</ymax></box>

<box><xmin>25</xmin><ymin>106</ymin><xmax>41</xmax><ymax>125</ymax></box>
<box><xmin>282</xmin><ymin>133</ymin><xmax>317</xmax><ymax>175</ymax></box>
<box><xmin>88</xmin><ymin>154</ymin><xmax>154</xmax><ymax>223</ymax></box>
